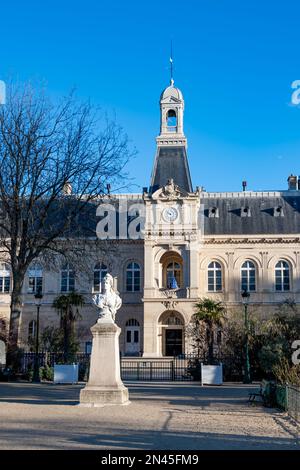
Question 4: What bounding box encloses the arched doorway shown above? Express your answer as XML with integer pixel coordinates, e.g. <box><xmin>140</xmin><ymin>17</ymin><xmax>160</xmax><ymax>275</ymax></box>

<box><xmin>158</xmin><ymin>311</ymin><xmax>184</xmax><ymax>357</ymax></box>
<box><xmin>125</xmin><ymin>319</ymin><xmax>140</xmax><ymax>356</ymax></box>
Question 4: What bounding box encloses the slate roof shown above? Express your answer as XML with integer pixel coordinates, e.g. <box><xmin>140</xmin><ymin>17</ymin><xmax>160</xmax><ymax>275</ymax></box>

<box><xmin>150</xmin><ymin>146</ymin><xmax>193</xmax><ymax>193</ymax></box>
<box><xmin>202</xmin><ymin>193</ymin><xmax>300</xmax><ymax>235</ymax></box>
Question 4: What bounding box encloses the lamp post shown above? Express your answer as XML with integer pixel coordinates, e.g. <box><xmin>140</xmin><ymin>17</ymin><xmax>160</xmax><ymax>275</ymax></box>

<box><xmin>241</xmin><ymin>289</ymin><xmax>251</xmax><ymax>384</ymax></box>
<box><xmin>32</xmin><ymin>287</ymin><xmax>43</xmax><ymax>383</ymax></box>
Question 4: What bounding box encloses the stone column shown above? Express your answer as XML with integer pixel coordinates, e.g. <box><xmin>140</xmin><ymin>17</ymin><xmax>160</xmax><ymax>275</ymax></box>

<box><xmin>79</xmin><ymin>320</ymin><xmax>129</xmax><ymax>406</ymax></box>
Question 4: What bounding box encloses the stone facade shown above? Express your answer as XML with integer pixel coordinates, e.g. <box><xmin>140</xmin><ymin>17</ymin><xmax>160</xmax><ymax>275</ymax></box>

<box><xmin>1</xmin><ymin>79</ymin><xmax>300</xmax><ymax>358</ymax></box>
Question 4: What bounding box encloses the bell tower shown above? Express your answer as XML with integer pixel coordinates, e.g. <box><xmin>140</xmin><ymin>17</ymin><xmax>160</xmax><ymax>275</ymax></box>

<box><xmin>158</xmin><ymin>79</ymin><xmax>185</xmax><ymax>138</ymax></box>
<box><xmin>150</xmin><ymin>75</ymin><xmax>192</xmax><ymax>193</ymax></box>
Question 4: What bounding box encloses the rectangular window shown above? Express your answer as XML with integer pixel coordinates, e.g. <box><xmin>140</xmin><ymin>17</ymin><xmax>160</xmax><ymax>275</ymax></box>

<box><xmin>0</xmin><ymin>276</ymin><xmax>10</xmax><ymax>293</ymax></box>
<box><xmin>126</xmin><ymin>331</ymin><xmax>131</xmax><ymax>343</ymax></box>
<box><xmin>134</xmin><ymin>331</ymin><xmax>139</xmax><ymax>343</ymax></box>
<box><xmin>208</xmin><ymin>271</ymin><xmax>222</xmax><ymax>292</ymax></box>
<box><xmin>28</xmin><ymin>276</ymin><xmax>43</xmax><ymax>294</ymax></box>
<box><xmin>61</xmin><ymin>271</ymin><xmax>75</xmax><ymax>292</ymax></box>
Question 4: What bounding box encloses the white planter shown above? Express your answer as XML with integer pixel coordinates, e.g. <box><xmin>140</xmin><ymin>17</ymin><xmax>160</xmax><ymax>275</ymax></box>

<box><xmin>54</xmin><ymin>364</ymin><xmax>79</xmax><ymax>384</ymax></box>
<box><xmin>201</xmin><ymin>364</ymin><xmax>223</xmax><ymax>385</ymax></box>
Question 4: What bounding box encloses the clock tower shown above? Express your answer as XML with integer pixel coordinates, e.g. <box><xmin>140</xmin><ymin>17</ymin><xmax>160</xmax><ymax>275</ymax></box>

<box><xmin>142</xmin><ymin>79</ymin><xmax>201</xmax><ymax>357</ymax></box>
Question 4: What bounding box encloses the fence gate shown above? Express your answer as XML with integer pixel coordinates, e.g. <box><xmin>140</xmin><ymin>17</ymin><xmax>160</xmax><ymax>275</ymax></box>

<box><xmin>120</xmin><ymin>355</ymin><xmax>197</xmax><ymax>381</ymax></box>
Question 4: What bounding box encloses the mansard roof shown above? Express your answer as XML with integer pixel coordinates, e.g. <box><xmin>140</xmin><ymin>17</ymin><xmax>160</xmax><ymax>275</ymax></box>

<box><xmin>150</xmin><ymin>146</ymin><xmax>193</xmax><ymax>193</ymax></box>
<box><xmin>202</xmin><ymin>191</ymin><xmax>300</xmax><ymax>235</ymax></box>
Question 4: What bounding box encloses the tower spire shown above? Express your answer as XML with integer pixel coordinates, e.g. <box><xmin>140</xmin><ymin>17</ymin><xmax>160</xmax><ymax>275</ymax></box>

<box><xmin>170</xmin><ymin>41</ymin><xmax>174</xmax><ymax>86</ymax></box>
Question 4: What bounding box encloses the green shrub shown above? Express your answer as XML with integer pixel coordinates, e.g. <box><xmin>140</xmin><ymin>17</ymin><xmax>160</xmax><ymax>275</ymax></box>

<box><xmin>39</xmin><ymin>365</ymin><xmax>54</xmax><ymax>381</ymax></box>
<box><xmin>273</xmin><ymin>358</ymin><xmax>300</xmax><ymax>386</ymax></box>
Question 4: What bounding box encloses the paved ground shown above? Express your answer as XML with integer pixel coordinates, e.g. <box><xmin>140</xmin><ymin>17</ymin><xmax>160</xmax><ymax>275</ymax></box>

<box><xmin>0</xmin><ymin>381</ymin><xmax>299</xmax><ymax>450</ymax></box>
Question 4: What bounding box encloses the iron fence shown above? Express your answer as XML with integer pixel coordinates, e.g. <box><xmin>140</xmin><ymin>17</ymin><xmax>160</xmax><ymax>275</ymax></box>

<box><xmin>20</xmin><ymin>352</ymin><xmax>204</xmax><ymax>381</ymax></box>
<box><xmin>121</xmin><ymin>355</ymin><xmax>201</xmax><ymax>381</ymax></box>
<box><xmin>286</xmin><ymin>384</ymin><xmax>300</xmax><ymax>423</ymax></box>
<box><xmin>20</xmin><ymin>352</ymin><xmax>90</xmax><ymax>372</ymax></box>
<box><xmin>19</xmin><ymin>351</ymin><xmax>257</xmax><ymax>382</ymax></box>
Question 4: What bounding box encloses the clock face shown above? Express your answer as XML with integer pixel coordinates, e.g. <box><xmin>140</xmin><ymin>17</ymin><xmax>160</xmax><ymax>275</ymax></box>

<box><xmin>163</xmin><ymin>207</ymin><xmax>178</xmax><ymax>223</ymax></box>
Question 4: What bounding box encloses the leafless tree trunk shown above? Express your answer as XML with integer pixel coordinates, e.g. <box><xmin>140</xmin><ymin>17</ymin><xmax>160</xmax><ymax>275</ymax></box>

<box><xmin>0</xmin><ymin>81</ymin><xmax>134</xmax><ymax>367</ymax></box>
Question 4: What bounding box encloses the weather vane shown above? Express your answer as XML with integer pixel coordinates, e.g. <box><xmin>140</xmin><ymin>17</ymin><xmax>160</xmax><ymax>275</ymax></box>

<box><xmin>170</xmin><ymin>41</ymin><xmax>174</xmax><ymax>86</ymax></box>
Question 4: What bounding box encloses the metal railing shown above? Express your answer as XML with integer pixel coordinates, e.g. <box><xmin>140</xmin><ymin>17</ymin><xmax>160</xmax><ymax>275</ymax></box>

<box><xmin>20</xmin><ymin>352</ymin><xmax>204</xmax><ymax>382</ymax></box>
<box><xmin>19</xmin><ymin>351</ymin><xmax>259</xmax><ymax>382</ymax></box>
<box><xmin>286</xmin><ymin>384</ymin><xmax>300</xmax><ymax>422</ymax></box>
<box><xmin>121</xmin><ymin>355</ymin><xmax>200</xmax><ymax>381</ymax></box>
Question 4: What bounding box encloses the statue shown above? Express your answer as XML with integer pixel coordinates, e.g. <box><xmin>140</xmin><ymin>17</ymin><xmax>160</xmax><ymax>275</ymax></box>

<box><xmin>161</xmin><ymin>178</ymin><xmax>181</xmax><ymax>199</ymax></box>
<box><xmin>92</xmin><ymin>273</ymin><xmax>122</xmax><ymax>323</ymax></box>
<box><xmin>80</xmin><ymin>272</ymin><xmax>129</xmax><ymax>405</ymax></box>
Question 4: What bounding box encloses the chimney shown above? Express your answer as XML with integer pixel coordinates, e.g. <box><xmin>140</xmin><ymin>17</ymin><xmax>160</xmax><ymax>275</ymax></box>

<box><xmin>62</xmin><ymin>181</ymin><xmax>72</xmax><ymax>195</ymax></box>
<box><xmin>287</xmin><ymin>174</ymin><xmax>298</xmax><ymax>190</ymax></box>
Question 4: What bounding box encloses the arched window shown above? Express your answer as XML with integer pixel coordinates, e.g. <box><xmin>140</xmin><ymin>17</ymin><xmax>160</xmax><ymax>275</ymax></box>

<box><xmin>126</xmin><ymin>262</ymin><xmax>140</xmax><ymax>292</ymax></box>
<box><xmin>28</xmin><ymin>320</ymin><xmax>36</xmax><ymax>342</ymax></box>
<box><xmin>125</xmin><ymin>319</ymin><xmax>140</xmax><ymax>326</ymax></box>
<box><xmin>275</xmin><ymin>260</ymin><xmax>290</xmax><ymax>291</ymax></box>
<box><xmin>160</xmin><ymin>252</ymin><xmax>183</xmax><ymax>289</ymax></box>
<box><xmin>61</xmin><ymin>264</ymin><xmax>75</xmax><ymax>292</ymax></box>
<box><xmin>241</xmin><ymin>260</ymin><xmax>256</xmax><ymax>292</ymax></box>
<box><xmin>93</xmin><ymin>262</ymin><xmax>108</xmax><ymax>292</ymax></box>
<box><xmin>166</xmin><ymin>314</ymin><xmax>183</xmax><ymax>326</ymax></box>
<box><xmin>167</xmin><ymin>109</ymin><xmax>177</xmax><ymax>132</ymax></box>
<box><xmin>208</xmin><ymin>261</ymin><xmax>222</xmax><ymax>292</ymax></box>
<box><xmin>0</xmin><ymin>263</ymin><xmax>11</xmax><ymax>293</ymax></box>
<box><xmin>166</xmin><ymin>261</ymin><xmax>181</xmax><ymax>288</ymax></box>
<box><xmin>28</xmin><ymin>264</ymin><xmax>43</xmax><ymax>294</ymax></box>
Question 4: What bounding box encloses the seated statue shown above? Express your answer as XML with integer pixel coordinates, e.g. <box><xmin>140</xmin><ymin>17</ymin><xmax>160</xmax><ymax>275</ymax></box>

<box><xmin>92</xmin><ymin>273</ymin><xmax>122</xmax><ymax>323</ymax></box>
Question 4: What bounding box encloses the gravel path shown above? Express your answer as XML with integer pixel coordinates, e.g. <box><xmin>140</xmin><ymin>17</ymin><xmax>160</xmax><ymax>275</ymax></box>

<box><xmin>0</xmin><ymin>382</ymin><xmax>299</xmax><ymax>450</ymax></box>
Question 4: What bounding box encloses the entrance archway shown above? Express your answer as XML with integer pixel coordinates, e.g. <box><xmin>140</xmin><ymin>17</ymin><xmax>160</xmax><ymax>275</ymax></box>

<box><xmin>158</xmin><ymin>311</ymin><xmax>184</xmax><ymax>357</ymax></box>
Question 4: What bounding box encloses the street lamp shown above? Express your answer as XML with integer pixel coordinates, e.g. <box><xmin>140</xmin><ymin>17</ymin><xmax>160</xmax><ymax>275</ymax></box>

<box><xmin>241</xmin><ymin>289</ymin><xmax>251</xmax><ymax>384</ymax></box>
<box><xmin>32</xmin><ymin>287</ymin><xmax>43</xmax><ymax>383</ymax></box>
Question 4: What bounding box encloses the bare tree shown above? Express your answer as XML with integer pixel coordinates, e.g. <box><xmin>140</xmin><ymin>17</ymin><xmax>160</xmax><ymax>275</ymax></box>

<box><xmin>0</xmin><ymin>81</ymin><xmax>134</xmax><ymax>366</ymax></box>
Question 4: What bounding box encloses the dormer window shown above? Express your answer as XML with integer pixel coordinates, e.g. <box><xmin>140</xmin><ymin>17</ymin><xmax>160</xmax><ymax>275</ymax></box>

<box><xmin>274</xmin><ymin>206</ymin><xmax>284</xmax><ymax>217</ymax></box>
<box><xmin>208</xmin><ymin>206</ymin><xmax>219</xmax><ymax>218</ymax></box>
<box><xmin>166</xmin><ymin>109</ymin><xmax>177</xmax><ymax>132</ymax></box>
<box><xmin>241</xmin><ymin>206</ymin><xmax>251</xmax><ymax>217</ymax></box>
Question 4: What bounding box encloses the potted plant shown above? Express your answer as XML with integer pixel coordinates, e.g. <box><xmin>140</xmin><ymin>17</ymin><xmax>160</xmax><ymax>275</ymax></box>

<box><xmin>52</xmin><ymin>292</ymin><xmax>84</xmax><ymax>384</ymax></box>
<box><xmin>193</xmin><ymin>298</ymin><xmax>226</xmax><ymax>385</ymax></box>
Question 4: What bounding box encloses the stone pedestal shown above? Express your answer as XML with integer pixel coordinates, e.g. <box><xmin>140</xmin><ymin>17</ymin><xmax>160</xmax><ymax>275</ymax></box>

<box><xmin>80</xmin><ymin>320</ymin><xmax>129</xmax><ymax>406</ymax></box>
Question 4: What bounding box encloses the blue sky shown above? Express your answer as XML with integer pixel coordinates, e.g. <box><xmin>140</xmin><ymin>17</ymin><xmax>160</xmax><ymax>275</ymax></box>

<box><xmin>1</xmin><ymin>0</ymin><xmax>300</xmax><ymax>192</ymax></box>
